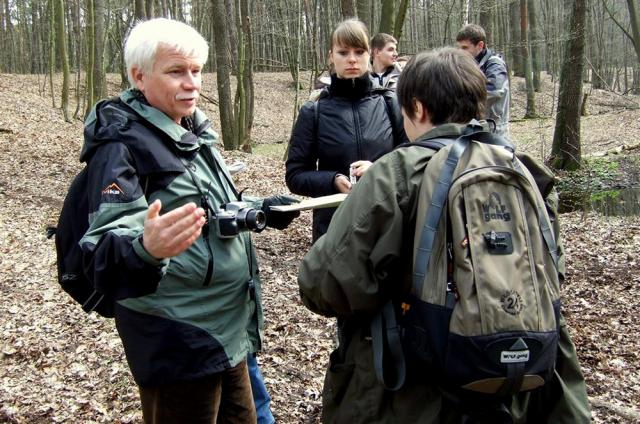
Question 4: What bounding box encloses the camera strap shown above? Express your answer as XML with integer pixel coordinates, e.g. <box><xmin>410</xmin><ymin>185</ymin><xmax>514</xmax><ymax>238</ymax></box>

<box><xmin>198</xmin><ymin>145</ymin><xmax>241</xmax><ymax>201</ymax></box>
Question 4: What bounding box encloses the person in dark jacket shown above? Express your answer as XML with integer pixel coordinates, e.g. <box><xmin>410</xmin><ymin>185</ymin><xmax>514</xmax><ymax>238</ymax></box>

<box><xmin>457</xmin><ymin>24</ymin><xmax>510</xmax><ymax>137</ymax></box>
<box><xmin>80</xmin><ymin>18</ymin><xmax>298</xmax><ymax>423</ymax></box>
<box><xmin>286</xmin><ymin>19</ymin><xmax>407</xmax><ymax>242</ymax></box>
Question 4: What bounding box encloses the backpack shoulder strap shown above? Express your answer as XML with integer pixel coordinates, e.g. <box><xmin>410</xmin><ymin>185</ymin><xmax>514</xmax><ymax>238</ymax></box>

<box><xmin>412</xmin><ymin>123</ymin><xmax>515</xmax><ymax>294</ymax></box>
<box><xmin>311</xmin><ymin>89</ymin><xmax>328</xmax><ymax>142</ymax></box>
<box><xmin>374</xmin><ymin>88</ymin><xmax>402</xmax><ymax>145</ymax></box>
<box><xmin>394</xmin><ymin>137</ymin><xmax>454</xmax><ymax>153</ymax></box>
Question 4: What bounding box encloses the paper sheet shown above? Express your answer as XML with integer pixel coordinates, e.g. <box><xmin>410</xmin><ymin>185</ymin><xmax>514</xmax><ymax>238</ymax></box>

<box><xmin>269</xmin><ymin>193</ymin><xmax>348</xmax><ymax>212</ymax></box>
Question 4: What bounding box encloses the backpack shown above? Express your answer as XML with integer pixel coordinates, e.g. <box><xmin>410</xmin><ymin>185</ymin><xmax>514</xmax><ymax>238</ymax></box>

<box><xmin>49</xmin><ymin>98</ymin><xmax>150</xmax><ymax>318</ymax></box>
<box><xmin>371</xmin><ymin>121</ymin><xmax>561</xmax><ymax>397</ymax></box>
<box><xmin>51</xmin><ymin>165</ymin><xmax>115</xmax><ymax>317</ymax></box>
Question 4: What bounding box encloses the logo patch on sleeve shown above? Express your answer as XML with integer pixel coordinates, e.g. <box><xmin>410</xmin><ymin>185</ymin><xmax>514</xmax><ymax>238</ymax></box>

<box><xmin>101</xmin><ymin>183</ymin><xmax>124</xmax><ymax>196</ymax></box>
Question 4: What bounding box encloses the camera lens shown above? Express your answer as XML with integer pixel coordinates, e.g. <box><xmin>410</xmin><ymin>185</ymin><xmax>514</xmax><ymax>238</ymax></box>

<box><xmin>236</xmin><ymin>208</ymin><xmax>267</xmax><ymax>232</ymax></box>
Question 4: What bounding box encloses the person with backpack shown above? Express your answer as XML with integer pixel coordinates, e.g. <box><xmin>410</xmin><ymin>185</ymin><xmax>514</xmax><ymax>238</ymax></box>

<box><xmin>457</xmin><ymin>24</ymin><xmax>510</xmax><ymax>137</ymax></box>
<box><xmin>286</xmin><ymin>19</ymin><xmax>407</xmax><ymax>242</ymax></box>
<box><xmin>73</xmin><ymin>18</ymin><xmax>298</xmax><ymax>422</ymax></box>
<box><xmin>297</xmin><ymin>48</ymin><xmax>591</xmax><ymax>423</ymax></box>
<box><xmin>369</xmin><ymin>33</ymin><xmax>402</xmax><ymax>89</ymax></box>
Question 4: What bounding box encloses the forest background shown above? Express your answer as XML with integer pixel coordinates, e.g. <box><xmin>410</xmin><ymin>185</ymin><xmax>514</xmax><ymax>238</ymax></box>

<box><xmin>1</xmin><ymin>0</ymin><xmax>640</xmax><ymax>422</ymax></box>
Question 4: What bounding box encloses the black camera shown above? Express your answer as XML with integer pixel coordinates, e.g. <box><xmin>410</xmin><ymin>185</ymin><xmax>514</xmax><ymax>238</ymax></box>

<box><xmin>216</xmin><ymin>201</ymin><xmax>266</xmax><ymax>238</ymax></box>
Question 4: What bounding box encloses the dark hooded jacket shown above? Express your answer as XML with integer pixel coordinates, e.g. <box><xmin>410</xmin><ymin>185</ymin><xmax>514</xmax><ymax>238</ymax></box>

<box><xmin>286</xmin><ymin>74</ymin><xmax>407</xmax><ymax>241</ymax></box>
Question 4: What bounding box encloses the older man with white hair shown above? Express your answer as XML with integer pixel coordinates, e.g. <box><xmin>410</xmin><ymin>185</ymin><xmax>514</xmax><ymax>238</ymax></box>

<box><xmin>79</xmin><ymin>18</ymin><xmax>297</xmax><ymax>422</ymax></box>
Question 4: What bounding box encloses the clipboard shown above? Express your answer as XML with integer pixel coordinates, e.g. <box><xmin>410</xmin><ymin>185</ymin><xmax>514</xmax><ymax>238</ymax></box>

<box><xmin>269</xmin><ymin>193</ymin><xmax>348</xmax><ymax>212</ymax></box>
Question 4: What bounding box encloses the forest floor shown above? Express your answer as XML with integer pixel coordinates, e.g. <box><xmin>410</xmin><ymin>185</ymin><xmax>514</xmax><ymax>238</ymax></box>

<box><xmin>0</xmin><ymin>71</ymin><xmax>639</xmax><ymax>423</ymax></box>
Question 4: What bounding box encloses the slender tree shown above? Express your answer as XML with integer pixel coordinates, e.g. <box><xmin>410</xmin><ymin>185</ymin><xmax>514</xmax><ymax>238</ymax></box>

<box><xmin>211</xmin><ymin>0</ymin><xmax>237</xmax><ymax>149</ymax></box>
<box><xmin>342</xmin><ymin>0</ymin><xmax>356</xmax><ymax>18</ymax></box>
<box><xmin>85</xmin><ymin>0</ymin><xmax>95</xmax><ymax>116</ymax></box>
<box><xmin>528</xmin><ymin>0</ymin><xmax>542</xmax><ymax>91</ymax></box>
<box><xmin>628</xmin><ymin>0</ymin><xmax>640</xmax><ymax>65</ymax></box>
<box><xmin>379</xmin><ymin>0</ymin><xmax>396</xmax><ymax>34</ymax></box>
<box><xmin>224</xmin><ymin>0</ymin><xmax>239</xmax><ymax>71</ymax></box>
<box><xmin>92</xmin><ymin>0</ymin><xmax>106</xmax><ymax>102</ymax></box>
<box><xmin>521</xmin><ymin>0</ymin><xmax>537</xmax><ymax>117</ymax></box>
<box><xmin>49</xmin><ymin>0</ymin><xmax>56</xmax><ymax>108</ymax></box>
<box><xmin>357</xmin><ymin>0</ymin><xmax>372</xmax><ymax>30</ymax></box>
<box><xmin>393</xmin><ymin>0</ymin><xmax>410</xmax><ymax>40</ymax></box>
<box><xmin>134</xmin><ymin>0</ymin><xmax>146</xmax><ymax>20</ymax></box>
<box><xmin>55</xmin><ymin>0</ymin><xmax>70</xmax><ymax>121</ymax></box>
<box><xmin>479</xmin><ymin>0</ymin><xmax>495</xmax><ymax>42</ymax></box>
<box><xmin>510</xmin><ymin>0</ymin><xmax>523</xmax><ymax>76</ymax></box>
<box><xmin>550</xmin><ymin>0</ymin><xmax>587</xmax><ymax>170</ymax></box>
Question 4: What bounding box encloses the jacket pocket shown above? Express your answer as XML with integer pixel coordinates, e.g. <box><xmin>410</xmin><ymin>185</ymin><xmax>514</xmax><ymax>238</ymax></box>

<box><xmin>324</xmin><ymin>348</ymin><xmax>355</xmax><ymax>405</ymax></box>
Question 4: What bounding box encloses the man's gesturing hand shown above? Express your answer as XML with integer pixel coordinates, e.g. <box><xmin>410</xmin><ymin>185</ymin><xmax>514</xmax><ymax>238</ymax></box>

<box><xmin>142</xmin><ymin>200</ymin><xmax>206</xmax><ymax>259</ymax></box>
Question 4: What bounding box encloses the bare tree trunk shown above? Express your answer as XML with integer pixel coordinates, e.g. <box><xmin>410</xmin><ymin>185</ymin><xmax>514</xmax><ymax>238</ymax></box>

<box><xmin>626</xmin><ymin>0</ymin><xmax>640</xmax><ymax>67</ymax></box>
<box><xmin>224</xmin><ymin>0</ymin><xmax>239</xmax><ymax>71</ymax></box>
<box><xmin>92</xmin><ymin>0</ymin><xmax>106</xmax><ymax>102</ymax></box>
<box><xmin>85</xmin><ymin>0</ymin><xmax>95</xmax><ymax>117</ymax></box>
<box><xmin>379</xmin><ymin>0</ymin><xmax>396</xmax><ymax>34</ymax></box>
<box><xmin>521</xmin><ymin>0</ymin><xmax>537</xmax><ymax>117</ymax></box>
<box><xmin>0</xmin><ymin>0</ymin><xmax>4</xmax><ymax>72</ymax></box>
<box><xmin>550</xmin><ymin>0</ymin><xmax>586</xmax><ymax>171</ymax></box>
<box><xmin>528</xmin><ymin>0</ymin><xmax>542</xmax><ymax>91</ymax></box>
<box><xmin>234</xmin><ymin>0</ymin><xmax>246</xmax><ymax>151</ymax></box>
<box><xmin>357</xmin><ymin>0</ymin><xmax>372</xmax><ymax>30</ymax></box>
<box><xmin>145</xmin><ymin>0</ymin><xmax>154</xmax><ymax>18</ymax></box>
<box><xmin>2</xmin><ymin>0</ymin><xmax>15</xmax><ymax>72</ymax></box>
<box><xmin>49</xmin><ymin>0</ymin><xmax>56</xmax><ymax>108</ymax></box>
<box><xmin>234</xmin><ymin>0</ymin><xmax>254</xmax><ymax>152</ymax></box>
<box><xmin>134</xmin><ymin>0</ymin><xmax>146</xmax><ymax>20</ymax></box>
<box><xmin>243</xmin><ymin>0</ymin><xmax>254</xmax><ymax>140</ymax></box>
<box><xmin>479</xmin><ymin>0</ymin><xmax>495</xmax><ymax>43</ymax></box>
<box><xmin>72</xmin><ymin>0</ymin><xmax>82</xmax><ymax>119</ymax></box>
<box><xmin>341</xmin><ymin>0</ymin><xmax>356</xmax><ymax>18</ymax></box>
<box><xmin>211</xmin><ymin>0</ymin><xmax>237</xmax><ymax>150</ymax></box>
<box><xmin>55</xmin><ymin>0</ymin><xmax>70</xmax><ymax>121</ymax></box>
<box><xmin>393</xmin><ymin>0</ymin><xmax>409</xmax><ymax>40</ymax></box>
<box><xmin>510</xmin><ymin>0</ymin><xmax>523</xmax><ymax>76</ymax></box>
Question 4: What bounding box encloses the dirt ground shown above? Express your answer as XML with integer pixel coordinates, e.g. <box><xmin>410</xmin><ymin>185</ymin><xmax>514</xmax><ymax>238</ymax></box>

<box><xmin>0</xmin><ymin>72</ymin><xmax>639</xmax><ymax>423</ymax></box>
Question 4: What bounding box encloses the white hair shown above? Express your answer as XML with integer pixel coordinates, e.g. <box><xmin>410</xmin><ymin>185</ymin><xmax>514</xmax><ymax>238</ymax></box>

<box><xmin>124</xmin><ymin>18</ymin><xmax>209</xmax><ymax>88</ymax></box>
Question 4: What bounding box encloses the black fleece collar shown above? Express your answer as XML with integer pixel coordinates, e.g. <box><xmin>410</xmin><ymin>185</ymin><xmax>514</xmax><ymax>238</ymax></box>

<box><xmin>328</xmin><ymin>73</ymin><xmax>372</xmax><ymax>100</ymax></box>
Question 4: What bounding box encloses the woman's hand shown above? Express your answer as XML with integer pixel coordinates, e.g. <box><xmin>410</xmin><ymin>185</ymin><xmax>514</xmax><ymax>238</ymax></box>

<box><xmin>334</xmin><ymin>174</ymin><xmax>352</xmax><ymax>193</ymax></box>
<box><xmin>350</xmin><ymin>160</ymin><xmax>373</xmax><ymax>178</ymax></box>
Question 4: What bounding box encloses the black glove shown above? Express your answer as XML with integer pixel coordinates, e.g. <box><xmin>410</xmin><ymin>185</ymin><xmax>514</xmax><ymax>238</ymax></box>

<box><xmin>261</xmin><ymin>195</ymin><xmax>301</xmax><ymax>230</ymax></box>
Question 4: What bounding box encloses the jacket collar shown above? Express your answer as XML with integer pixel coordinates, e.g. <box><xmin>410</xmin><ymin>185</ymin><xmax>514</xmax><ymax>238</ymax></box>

<box><xmin>476</xmin><ymin>48</ymin><xmax>493</xmax><ymax>68</ymax></box>
<box><xmin>329</xmin><ymin>73</ymin><xmax>372</xmax><ymax>99</ymax></box>
<box><xmin>119</xmin><ymin>89</ymin><xmax>217</xmax><ymax>150</ymax></box>
<box><xmin>413</xmin><ymin>121</ymin><xmax>491</xmax><ymax>143</ymax></box>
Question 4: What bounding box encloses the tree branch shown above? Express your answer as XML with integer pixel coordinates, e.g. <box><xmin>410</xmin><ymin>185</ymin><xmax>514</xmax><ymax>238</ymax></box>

<box><xmin>602</xmin><ymin>0</ymin><xmax>634</xmax><ymax>43</ymax></box>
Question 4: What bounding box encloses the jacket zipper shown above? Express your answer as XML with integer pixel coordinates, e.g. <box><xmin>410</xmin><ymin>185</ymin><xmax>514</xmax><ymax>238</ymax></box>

<box><xmin>352</xmin><ymin>103</ymin><xmax>362</xmax><ymax>160</ymax></box>
<box><xmin>201</xmin><ymin>197</ymin><xmax>215</xmax><ymax>286</ymax></box>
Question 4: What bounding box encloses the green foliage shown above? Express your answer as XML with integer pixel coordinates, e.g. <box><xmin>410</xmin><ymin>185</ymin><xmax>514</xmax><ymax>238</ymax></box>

<box><xmin>556</xmin><ymin>157</ymin><xmax>623</xmax><ymax>193</ymax></box>
<box><xmin>589</xmin><ymin>189</ymin><xmax>620</xmax><ymax>203</ymax></box>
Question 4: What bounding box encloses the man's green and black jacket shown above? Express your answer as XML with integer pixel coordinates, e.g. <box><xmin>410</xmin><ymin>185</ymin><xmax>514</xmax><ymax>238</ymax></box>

<box><xmin>80</xmin><ymin>89</ymin><xmax>263</xmax><ymax>387</ymax></box>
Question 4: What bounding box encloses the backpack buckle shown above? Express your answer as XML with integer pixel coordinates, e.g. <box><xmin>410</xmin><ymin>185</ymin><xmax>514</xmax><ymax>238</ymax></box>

<box><xmin>483</xmin><ymin>231</ymin><xmax>514</xmax><ymax>254</ymax></box>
